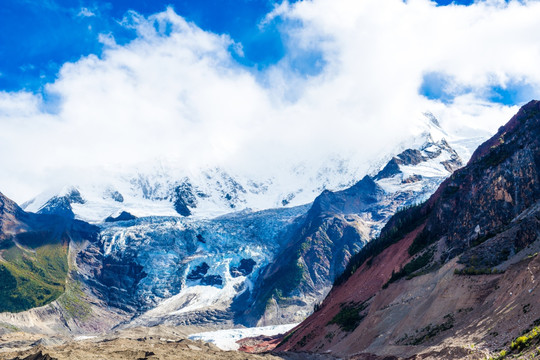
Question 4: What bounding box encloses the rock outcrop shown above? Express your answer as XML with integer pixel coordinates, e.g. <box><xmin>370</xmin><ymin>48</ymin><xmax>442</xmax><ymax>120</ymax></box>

<box><xmin>237</xmin><ymin>135</ymin><xmax>463</xmax><ymax>327</ymax></box>
<box><xmin>276</xmin><ymin>100</ymin><xmax>540</xmax><ymax>359</ymax></box>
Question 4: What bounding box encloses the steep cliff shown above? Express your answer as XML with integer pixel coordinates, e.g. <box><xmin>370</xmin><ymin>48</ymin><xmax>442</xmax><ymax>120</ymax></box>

<box><xmin>276</xmin><ymin>100</ymin><xmax>540</xmax><ymax>359</ymax></box>
<box><xmin>239</xmin><ymin>134</ymin><xmax>462</xmax><ymax>326</ymax></box>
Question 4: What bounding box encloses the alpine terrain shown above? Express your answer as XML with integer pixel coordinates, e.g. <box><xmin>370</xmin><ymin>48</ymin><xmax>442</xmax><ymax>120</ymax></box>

<box><xmin>276</xmin><ymin>101</ymin><xmax>540</xmax><ymax>359</ymax></box>
<box><xmin>0</xmin><ymin>114</ymin><xmax>474</xmax><ymax>344</ymax></box>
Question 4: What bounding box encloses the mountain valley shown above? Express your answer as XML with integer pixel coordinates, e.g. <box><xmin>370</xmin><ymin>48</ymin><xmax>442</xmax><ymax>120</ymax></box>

<box><xmin>0</xmin><ymin>109</ymin><xmax>527</xmax><ymax>359</ymax></box>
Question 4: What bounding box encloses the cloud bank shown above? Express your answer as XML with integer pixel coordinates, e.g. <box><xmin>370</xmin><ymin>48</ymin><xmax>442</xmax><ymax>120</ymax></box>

<box><xmin>2</xmin><ymin>0</ymin><xmax>540</xmax><ymax>202</ymax></box>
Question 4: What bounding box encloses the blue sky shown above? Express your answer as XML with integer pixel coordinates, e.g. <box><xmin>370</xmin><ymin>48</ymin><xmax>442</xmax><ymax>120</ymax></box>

<box><xmin>1</xmin><ymin>0</ymin><xmax>477</xmax><ymax>93</ymax></box>
<box><xmin>1</xmin><ymin>0</ymin><xmax>288</xmax><ymax>91</ymax></box>
<box><xmin>1</xmin><ymin>0</ymin><xmax>539</xmax><ymax>202</ymax></box>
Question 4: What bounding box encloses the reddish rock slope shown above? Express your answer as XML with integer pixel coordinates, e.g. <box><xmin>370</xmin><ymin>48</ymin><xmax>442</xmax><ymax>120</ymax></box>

<box><xmin>276</xmin><ymin>100</ymin><xmax>540</xmax><ymax>359</ymax></box>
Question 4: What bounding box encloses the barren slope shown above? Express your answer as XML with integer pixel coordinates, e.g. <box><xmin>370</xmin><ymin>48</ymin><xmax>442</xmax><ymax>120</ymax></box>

<box><xmin>276</xmin><ymin>101</ymin><xmax>540</xmax><ymax>359</ymax></box>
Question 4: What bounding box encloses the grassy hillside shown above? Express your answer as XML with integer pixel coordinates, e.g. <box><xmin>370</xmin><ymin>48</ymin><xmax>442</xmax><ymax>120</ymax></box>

<box><xmin>0</xmin><ymin>236</ymin><xmax>68</xmax><ymax>313</ymax></box>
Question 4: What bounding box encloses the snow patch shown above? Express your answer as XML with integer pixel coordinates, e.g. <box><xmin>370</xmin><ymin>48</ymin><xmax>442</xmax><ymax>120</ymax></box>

<box><xmin>189</xmin><ymin>323</ymin><xmax>298</xmax><ymax>351</ymax></box>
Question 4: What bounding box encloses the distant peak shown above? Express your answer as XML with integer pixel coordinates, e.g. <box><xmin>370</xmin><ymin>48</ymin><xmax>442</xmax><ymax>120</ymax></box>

<box><xmin>423</xmin><ymin>111</ymin><xmax>442</xmax><ymax>129</ymax></box>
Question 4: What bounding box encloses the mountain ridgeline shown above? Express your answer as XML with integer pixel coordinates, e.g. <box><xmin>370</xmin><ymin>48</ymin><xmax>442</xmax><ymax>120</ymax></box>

<box><xmin>276</xmin><ymin>100</ymin><xmax>540</xmax><ymax>359</ymax></box>
<box><xmin>0</xmin><ymin>117</ymin><xmax>465</xmax><ymax>336</ymax></box>
<box><xmin>236</xmin><ymin>134</ymin><xmax>462</xmax><ymax>326</ymax></box>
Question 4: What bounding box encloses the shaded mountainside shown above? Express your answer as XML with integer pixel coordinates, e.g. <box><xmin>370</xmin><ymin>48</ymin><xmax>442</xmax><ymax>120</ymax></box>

<box><xmin>0</xmin><ymin>191</ymin><xmax>99</xmax><ymax>314</ymax></box>
<box><xmin>0</xmin><ymin>192</ymin><xmax>131</xmax><ymax>337</ymax></box>
<box><xmin>235</xmin><ymin>178</ymin><xmax>378</xmax><ymax>327</ymax></box>
<box><xmin>237</xmin><ymin>135</ymin><xmax>463</xmax><ymax>327</ymax></box>
<box><xmin>276</xmin><ymin>100</ymin><xmax>540</xmax><ymax>359</ymax></box>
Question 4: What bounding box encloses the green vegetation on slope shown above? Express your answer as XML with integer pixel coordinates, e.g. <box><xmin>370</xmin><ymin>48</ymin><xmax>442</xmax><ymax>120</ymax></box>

<box><xmin>487</xmin><ymin>326</ymin><xmax>540</xmax><ymax>360</ymax></box>
<box><xmin>266</xmin><ymin>258</ymin><xmax>305</xmax><ymax>303</ymax></box>
<box><xmin>246</xmin><ymin>255</ymin><xmax>305</xmax><ymax>321</ymax></box>
<box><xmin>398</xmin><ymin>313</ymin><xmax>455</xmax><ymax>345</ymax></box>
<box><xmin>454</xmin><ymin>267</ymin><xmax>503</xmax><ymax>276</ymax></box>
<box><xmin>58</xmin><ymin>280</ymin><xmax>91</xmax><ymax>320</ymax></box>
<box><xmin>0</xmin><ymin>240</ymin><xmax>68</xmax><ymax>313</ymax></box>
<box><xmin>383</xmin><ymin>247</ymin><xmax>434</xmax><ymax>288</ymax></box>
<box><xmin>328</xmin><ymin>300</ymin><xmax>370</xmax><ymax>332</ymax></box>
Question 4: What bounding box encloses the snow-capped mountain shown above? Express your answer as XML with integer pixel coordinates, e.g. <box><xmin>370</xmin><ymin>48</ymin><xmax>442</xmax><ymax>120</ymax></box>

<box><xmin>22</xmin><ymin>113</ymin><xmax>484</xmax><ymax>224</ymax></box>
<box><xmin>239</xmin><ymin>127</ymin><xmax>465</xmax><ymax>326</ymax></box>
<box><xmin>64</xmin><ymin>115</ymin><xmax>474</xmax><ymax>330</ymax></box>
<box><xmin>22</xmin><ymin>160</ymin><xmax>362</xmax><ymax>222</ymax></box>
<box><xmin>0</xmin><ymin>113</ymin><xmax>494</xmax><ymax>334</ymax></box>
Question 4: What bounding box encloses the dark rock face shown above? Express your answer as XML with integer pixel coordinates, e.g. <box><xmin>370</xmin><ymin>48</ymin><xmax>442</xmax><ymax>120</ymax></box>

<box><xmin>187</xmin><ymin>262</ymin><xmax>210</xmax><ymax>281</ymax></box>
<box><xmin>105</xmin><ymin>211</ymin><xmax>137</xmax><ymax>223</ymax></box>
<box><xmin>412</xmin><ymin>100</ymin><xmax>540</xmax><ymax>260</ymax></box>
<box><xmin>402</xmin><ymin>174</ymin><xmax>422</xmax><ymax>184</ymax></box>
<box><xmin>0</xmin><ymin>191</ymin><xmax>25</xmax><ymax>236</ymax></box>
<box><xmin>457</xmin><ymin>211</ymin><xmax>540</xmax><ymax>269</ymax></box>
<box><xmin>107</xmin><ymin>190</ymin><xmax>124</xmax><ymax>203</ymax></box>
<box><xmin>173</xmin><ymin>196</ymin><xmax>192</xmax><ymax>217</ymax></box>
<box><xmin>172</xmin><ymin>180</ymin><xmax>197</xmax><ymax>217</ymax></box>
<box><xmin>185</xmin><ymin>261</ymin><xmax>225</xmax><ymax>288</ymax></box>
<box><xmin>395</xmin><ymin>149</ymin><xmax>425</xmax><ymax>166</ymax></box>
<box><xmin>374</xmin><ymin>159</ymin><xmax>401</xmax><ymax>180</ymax></box>
<box><xmin>65</xmin><ymin>188</ymin><xmax>85</xmax><ymax>204</ymax></box>
<box><xmin>37</xmin><ymin>196</ymin><xmax>75</xmax><ymax>219</ymax></box>
<box><xmin>99</xmin><ymin>255</ymin><xmax>147</xmax><ymax>312</ymax></box>
<box><xmin>230</xmin><ymin>259</ymin><xmax>256</xmax><ymax>277</ymax></box>
<box><xmin>200</xmin><ymin>275</ymin><xmax>223</xmax><ymax>287</ymax></box>
<box><xmin>36</xmin><ymin>188</ymin><xmax>85</xmax><ymax>219</ymax></box>
<box><xmin>281</xmin><ymin>193</ymin><xmax>296</xmax><ymax>206</ymax></box>
<box><xmin>278</xmin><ymin>100</ymin><xmax>540</xmax><ymax>357</ymax></box>
<box><xmin>310</xmin><ymin>176</ymin><xmax>384</xmax><ymax>216</ymax></box>
<box><xmin>435</xmin><ymin>139</ymin><xmax>462</xmax><ymax>172</ymax></box>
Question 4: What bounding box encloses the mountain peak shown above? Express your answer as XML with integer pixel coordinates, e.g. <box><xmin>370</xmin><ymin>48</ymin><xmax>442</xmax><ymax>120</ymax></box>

<box><xmin>276</xmin><ymin>100</ymin><xmax>540</xmax><ymax>358</ymax></box>
<box><xmin>468</xmin><ymin>99</ymin><xmax>540</xmax><ymax>165</ymax></box>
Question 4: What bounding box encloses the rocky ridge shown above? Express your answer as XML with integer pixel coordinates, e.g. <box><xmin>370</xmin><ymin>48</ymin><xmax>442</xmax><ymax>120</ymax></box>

<box><xmin>275</xmin><ymin>100</ymin><xmax>540</xmax><ymax>359</ymax></box>
<box><xmin>237</xmin><ymin>134</ymin><xmax>462</xmax><ymax>327</ymax></box>
<box><xmin>0</xmin><ymin>117</ymin><xmax>468</xmax><ymax>339</ymax></box>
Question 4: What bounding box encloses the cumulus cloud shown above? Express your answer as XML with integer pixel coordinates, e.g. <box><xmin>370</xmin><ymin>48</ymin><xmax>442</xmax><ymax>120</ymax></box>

<box><xmin>1</xmin><ymin>1</ymin><xmax>540</xmax><ymax>202</ymax></box>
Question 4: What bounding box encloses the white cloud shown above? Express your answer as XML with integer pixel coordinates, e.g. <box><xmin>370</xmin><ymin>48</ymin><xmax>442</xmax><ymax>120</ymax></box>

<box><xmin>2</xmin><ymin>1</ymin><xmax>540</xmax><ymax>202</ymax></box>
<box><xmin>78</xmin><ymin>7</ymin><xmax>96</xmax><ymax>18</ymax></box>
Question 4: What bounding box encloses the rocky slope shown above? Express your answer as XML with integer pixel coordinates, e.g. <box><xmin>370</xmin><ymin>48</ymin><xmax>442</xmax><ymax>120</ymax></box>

<box><xmin>237</xmin><ymin>133</ymin><xmax>462</xmax><ymax>327</ymax></box>
<box><xmin>276</xmin><ymin>100</ymin><xmax>540</xmax><ymax>359</ymax></box>
<box><xmin>0</xmin><ymin>121</ymin><xmax>466</xmax><ymax>338</ymax></box>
